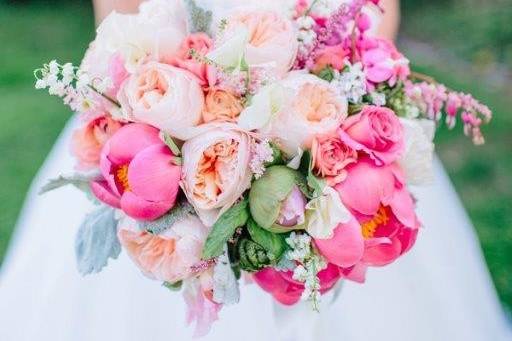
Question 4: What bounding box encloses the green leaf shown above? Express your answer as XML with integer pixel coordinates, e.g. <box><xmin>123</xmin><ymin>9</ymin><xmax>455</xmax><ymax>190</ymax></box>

<box><xmin>249</xmin><ymin>166</ymin><xmax>299</xmax><ymax>229</ymax></box>
<box><xmin>163</xmin><ymin>280</ymin><xmax>183</xmax><ymax>291</ymax></box>
<box><xmin>160</xmin><ymin>131</ymin><xmax>181</xmax><ymax>156</ymax></box>
<box><xmin>202</xmin><ymin>199</ymin><xmax>250</xmax><ymax>260</ymax></box>
<box><xmin>247</xmin><ymin>218</ymin><xmax>287</xmax><ymax>261</ymax></box>
<box><xmin>298</xmin><ymin>151</ymin><xmax>325</xmax><ymax>197</ymax></box>
<box><xmin>317</xmin><ymin>66</ymin><xmax>335</xmax><ymax>82</ymax></box>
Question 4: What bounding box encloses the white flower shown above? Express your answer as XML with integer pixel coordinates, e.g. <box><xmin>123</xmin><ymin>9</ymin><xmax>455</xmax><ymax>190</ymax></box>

<box><xmin>399</xmin><ymin>118</ymin><xmax>436</xmax><ymax>186</ymax></box>
<box><xmin>207</xmin><ymin>27</ymin><xmax>249</xmax><ymax>70</ymax></box>
<box><xmin>238</xmin><ymin>83</ymin><xmax>288</xmax><ymax>131</ymax></box>
<box><xmin>48</xmin><ymin>60</ymin><xmax>59</xmax><ymax>75</ymax></box>
<box><xmin>249</xmin><ymin>139</ymin><xmax>274</xmax><ymax>178</ymax></box>
<box><xmin>370</xmin><ymin>91</ymin><xmax>386</xmax><ymax>106</ymax></box>
<box><xmin>35</xmin><ymin>79</ymin><xmax>47</xmax><ymax>89</ymax></box>
<box><xmin>304</xmin><ymin>186</ymin><xmax>351</xmax><ymax>239</ymax></box>
<box><xmin>332</xmin><ymin>62</ymin><xmax>367</xmax><ymax>104</ymax></box>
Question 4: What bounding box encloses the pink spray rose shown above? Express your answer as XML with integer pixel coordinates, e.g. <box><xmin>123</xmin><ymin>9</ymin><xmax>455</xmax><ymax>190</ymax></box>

<box><xmin>118</xmin><ymin>215</ymin><xmax>209</xmax><ymax>283</ymax></box>
<box><xmin>311</xmin><ymin>132</ymin><xmax>358</xmax><ymax>186</ymax></box>
<box><xmin>340</xmin><ymin>105</ymin><xmax>404</xmax><ymax>166</ymax></box>
<box><xmin>90</xmin><ymin>123</ymin><xmax>181</xmax><ymax>220</ymax></box>
<box><xmin>332</xmin><ymin>158</ymin><xmax>420</xmax><ymax>267</ymax></box>
<box><xmin>118</xmin><ymin>62</ymin><xmax>204</xmax><ymax>140</ymax></box>
<box><xmin>253</xmin><ymin>264</ymin><xmax>341</xmax><ymax>305</ymax></box>
<box><xmin>71</xmin><ymin>115</ymin><xmax>123</xmax><ymax>170</ymax></box>
<box><xmin>170</xmin><ymin>33</ymin><xmax>217</xmax><ymax>88</ymax></box>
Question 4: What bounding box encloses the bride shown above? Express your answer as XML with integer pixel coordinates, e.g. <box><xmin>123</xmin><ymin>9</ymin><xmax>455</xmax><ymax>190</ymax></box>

<box><xmin>0</xmin><ymin>1</ymin><xmax>510</xmax><ymax>340</ymax></box>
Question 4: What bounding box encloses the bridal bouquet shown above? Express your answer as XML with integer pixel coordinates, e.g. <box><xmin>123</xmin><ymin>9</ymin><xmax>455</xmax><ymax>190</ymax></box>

<box><xmin>35</xmin><ymin>0</ymin><xmax>492</xmax><ymax>336</ymax></box>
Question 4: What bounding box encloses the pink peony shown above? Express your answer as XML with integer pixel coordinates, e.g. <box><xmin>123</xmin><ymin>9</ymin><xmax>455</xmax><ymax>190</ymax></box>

<box><xmin>253</xmin><ymin>264</ymin><xmax>341</xmax><ymax>305</ymax></box>
<box><xmin>334</xmin><ymin>158</ymin><xmax>420</xmax><ymax>267</ymax></box>
<box><xmin>340</xmin><ymin>105</ymin><xmax>404</xmax><ymax>166</ymax></box>
<box><xmin>118</xmin><ymin>215</ymin><xmax>209</xmax><ymax>283</ymax></box>
<box><xmin>90</xmin><ymin>123</ymin><xmax>181</xmax><ymax>220</ymax></box>
<box><xmin>311</xmin><ymin>132</ymin><xmax>358</xmax><ymax>186</ymax></box>
<box><xmin>71</xmin><ymin>115</ymin><xmax>123</xmax><ymax>170</ymax></box>
<box><xmin>169</xmin><ymin>33</ymin><xmax>217</xmax><ymax>88</ymax></box>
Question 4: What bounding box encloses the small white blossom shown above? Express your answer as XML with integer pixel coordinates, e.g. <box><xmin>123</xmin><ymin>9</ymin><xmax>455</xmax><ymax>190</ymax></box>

<box><xmin>48</xmin><ymin>60</ymin><xmax>59</xmax><ymax>75</ymax></box>
<box><xmin>331</xmin><ymin>62</ymin><xmax>367</xmax><ymax>104</ymax></box>
<box><xmin>285</xmin><ymin>232</ymin><xmax>327</xmax><ymax>310</ymax></box>
<box><xmin>35</xmin><ymin>79</ymin><xmax>47</xmax><ymax>89</ymax></box>
<box><xmin>370</xmin><ymin>91</ymin><xmax>386</xmax><ymax>106</ymax></box>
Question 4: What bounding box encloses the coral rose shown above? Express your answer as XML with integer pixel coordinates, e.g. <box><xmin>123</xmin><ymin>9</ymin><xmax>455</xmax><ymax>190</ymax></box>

<box><xmin>311</xmin><ymin>132</ymin><xmax>358</xmax><ymax>185</ymax></box>
<box><xmin>71</xmin><ymin>115</ymin><xmax>123</xmax><ymax>170</ymax></box>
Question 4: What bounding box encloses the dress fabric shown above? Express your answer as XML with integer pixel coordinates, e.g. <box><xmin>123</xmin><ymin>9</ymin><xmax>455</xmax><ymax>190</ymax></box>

<box><xmin>1</xmin><ymin>116</ymin><xmax>511</xmax><ymax>341</ymax></box>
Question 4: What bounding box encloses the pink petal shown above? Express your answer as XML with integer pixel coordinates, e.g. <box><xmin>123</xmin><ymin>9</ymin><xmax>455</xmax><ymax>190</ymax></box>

<box><xmin>388</xmin><ymin>187</ymin><xmax>417</xmax><ymax>228</ymax></box>
<box><xmin>120</xmin><ymin>191</ymin><xmax>173</xmax><ymax>221</ymax></box>
<box><xmin>128</xmin><ymin>144</ymin><xmax>181</xmax><ymax>203</ymax></box>
<box><xmin>362</xmin><ymin>237</ymin><xmax>402</xmax><ymax>266</ymax></box>
<box><xmin>366</xmin><ymin>66</ymin><xmax>394</xmax><ymax>83</ymax></box>
<box><xmin>104</xmin><ymin>123</ymin><xmax>162</xmax><ymax>166</ymax></box>
<box><xmin>340</xmin><ymin>263</ymin><xmax>367</xmax><ymax>283</ymax></box>
<box><xmin>314</xmin><ymin>218</ymin><xmax>364</xmax><ymax>268</ymax></box>
<box><xmin>90</xmin><ymin>180</ymin><xmax>121</xmax><ymax>208</ymax></box>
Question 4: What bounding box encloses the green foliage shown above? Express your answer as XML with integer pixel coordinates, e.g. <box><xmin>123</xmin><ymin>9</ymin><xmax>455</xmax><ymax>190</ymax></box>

<box><xmin>202</xmin><ymin>199</ymin><xmax>250</xmax><ymax>260</ymax></box>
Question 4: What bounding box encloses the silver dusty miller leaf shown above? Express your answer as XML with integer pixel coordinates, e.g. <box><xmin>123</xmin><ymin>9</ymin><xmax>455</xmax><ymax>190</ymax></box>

<box><xmin>184</xmin><ymin>0</ymin><xmax>212</xmax><ymax>34</ymax></box>
<box><xmin>39</xmin><ymin>172</ymin><xmax>99</xmax><ymax>202</ymax></box>
<box><xmin>139</xmin><ymin>201</ymin><xmax>196</xmax><ymax>235</ymax></box>
<box><xmin>75</xmin><ymin>206</ymin><xmax>121</xmax><ymax>275</ymax></box>
<box><xmin>212</xmin><ymin>246</ymin><xmax>240</xmax><ymax>305</ymax></box>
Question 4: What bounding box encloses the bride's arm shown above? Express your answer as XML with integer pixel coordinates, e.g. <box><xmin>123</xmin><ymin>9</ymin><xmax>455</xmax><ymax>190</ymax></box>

<box><xmin>377</xmin><ymin>0</ymin><xmax>400</xmax><ymax>40</ymax></box>
<box><xmin>92</xmin><ymin>0</ymin><xmax>145</xmax><ymax>25</ymax></box>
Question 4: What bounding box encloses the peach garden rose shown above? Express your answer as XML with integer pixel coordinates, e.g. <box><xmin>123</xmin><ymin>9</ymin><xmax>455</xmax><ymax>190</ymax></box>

<box><xmin>202</xmin><ymin>89</ymin><xmax>244</xmax><ymax>123</ymax></box>
<box><xmin>118</xmin><ymin>62</ymin><xmax>204</xmax><ymax>140</ymax></box>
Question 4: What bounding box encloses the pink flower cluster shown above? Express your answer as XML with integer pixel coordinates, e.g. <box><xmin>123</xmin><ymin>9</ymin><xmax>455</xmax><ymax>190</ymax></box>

<box><xmin>405</xmin><ymin>81</ymin><xmax>492</xmax><ymax>144</ymax></box>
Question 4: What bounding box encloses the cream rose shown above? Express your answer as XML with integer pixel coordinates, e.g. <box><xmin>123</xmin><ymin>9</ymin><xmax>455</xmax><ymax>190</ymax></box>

<box><xmin>209</xmin><ymin>9</ymin><xmax>297</xmax><ymax>76</ymax></box>
<box><xmin>239</xmin><ymin>72</ymin><xmax>348</xmax><ymax>155</ymax></box>
<box><xmin>118</xmin><ymin>62</ymin><xmax>204</xmax><ymax>140</ymax></box>
<box><xmin>399</xmin><ymin>118</ymin><xmax>436</xmax><ymax>185</ymax></box>
<box><xmin>89</xmin><ymin>0</ymin><xmax>187</xmax><ymax>73</ymax></box>
<box><xmin>304</xmin><ymin>186</ymin><xmax>351</xmax><ymax>239</ymax></box>
<box><xmin>181</xmin><ymin>124</ymin><xmax>253</xmax><ymax>226</ymax></box>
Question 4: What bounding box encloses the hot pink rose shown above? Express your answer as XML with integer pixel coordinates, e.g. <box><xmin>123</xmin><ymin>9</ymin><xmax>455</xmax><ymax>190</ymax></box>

<box><xmin>333</xmin><ymin>158</ymin><xmax>420</xmax><ymax>267</ymax></box>
<box><xmin>253</xmin><ymin>263</ymin><xmax>341</xmax><ymax>305</ymax></box>
<box><xmin>170</xmin><ymin>33</ymin><xmax>217</xmax><ymax>88</ymax></box>
<box><xmin>90</xmin><ymin>123</ymin><xmax>181</xmax><ymax>220</ymax></box>
<box><xmin>311</xmin><ymin>132</ymin><xmax>358</xmax><ymax>186</ymax></box>
<box><xmin>313</xmin><ymin>44</ymin><xmax>349</xmax><ymax>73</ymax></box>
<box><xmin>71</xmin><ymin>115</ymin><xmax>123</xmax><ymax>170</ymax></box>
<box><xmin>118</xmin><ymin>215</ymin><xmax>209</xmax><ymax>283</ymax></box>
<box><xmin>340</xmin><ymin>105</ymin><xmax>404</xmax><ymax>166</ymax></box>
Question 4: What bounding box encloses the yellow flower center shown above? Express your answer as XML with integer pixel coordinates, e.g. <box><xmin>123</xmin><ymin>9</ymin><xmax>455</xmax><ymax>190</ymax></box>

<box><xmin>361</xmin><ymin>206</ymin><xmax>389</xmax><ymax>239</ymax></box>
<box><xmin>115</xmin><ymin>164</ymin><xmax>131</xmax><ymax>192</ymax></box>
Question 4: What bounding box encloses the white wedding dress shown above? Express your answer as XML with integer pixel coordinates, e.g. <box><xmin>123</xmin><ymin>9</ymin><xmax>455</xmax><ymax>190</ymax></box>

<box><xmin>1</xmin><ymin>1</ymin><xmax>511</xmax><ymax>339</ymax></box>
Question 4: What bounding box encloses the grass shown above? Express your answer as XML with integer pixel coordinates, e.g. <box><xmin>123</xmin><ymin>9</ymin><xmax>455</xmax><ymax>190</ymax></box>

<box><xmin>0</xmin><ymin>1</ymin><xmax>510</xmax><ymax>311</ymax></box>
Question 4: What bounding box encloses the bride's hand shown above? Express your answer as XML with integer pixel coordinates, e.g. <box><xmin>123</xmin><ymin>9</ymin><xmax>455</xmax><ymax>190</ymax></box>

<box><xmin>92</xmin><ymin>0</ymin><xmax>145</xmax><ymax>25</ymax></box>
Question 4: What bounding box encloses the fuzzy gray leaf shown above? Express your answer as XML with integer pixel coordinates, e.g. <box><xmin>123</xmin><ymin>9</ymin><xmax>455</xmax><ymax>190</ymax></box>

<box><xmin>184</xmin><ymin>0</ymin><xmax>212</xmax><ymax>33</ymax></box>
<box><xmin>212</xmin><ymin>248</ymin><xmax>240</xmax><ymax>305</ymax></box>
<box><xmin>75</xmin><ymin>206</ymin><xmax>121</xmax><ymax>275</ymax></box>
<box><xmin>39</xmin><ymin>173</ymin><xmax>98</xmax><ymax>196</ymax></box>
<box><xmin>139</xmin><ymin>201</ymin><xmax>196</xmax><ymax>235</ymax></box>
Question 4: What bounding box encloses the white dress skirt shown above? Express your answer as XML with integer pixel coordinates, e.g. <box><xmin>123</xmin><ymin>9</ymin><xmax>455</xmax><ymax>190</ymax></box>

<box><xmin>1</xmin><ymin>115</ymin><xmax>511</xmax><ymax>341</ymax></box>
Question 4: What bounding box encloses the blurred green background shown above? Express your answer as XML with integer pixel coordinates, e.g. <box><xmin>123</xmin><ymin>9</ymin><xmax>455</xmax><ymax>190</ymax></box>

<box><xmin>0</xmin><ymin>0</ymin><xmax>511</xmax><ymax>312</ymax></box>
